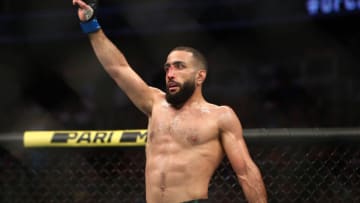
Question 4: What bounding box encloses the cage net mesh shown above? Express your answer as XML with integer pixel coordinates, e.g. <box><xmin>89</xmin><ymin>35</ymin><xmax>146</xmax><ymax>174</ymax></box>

<box><xmin>1</xmin><ymin>139</ymin><xmax>359</xmax><ymax>203</ymax></box>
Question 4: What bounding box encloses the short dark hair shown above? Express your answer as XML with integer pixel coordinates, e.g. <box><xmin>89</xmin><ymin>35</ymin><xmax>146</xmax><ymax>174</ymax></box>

<box><xmin>171</xmin><ymin>46</ymin><xmax>208</xmax><ymax>71</ymax></box>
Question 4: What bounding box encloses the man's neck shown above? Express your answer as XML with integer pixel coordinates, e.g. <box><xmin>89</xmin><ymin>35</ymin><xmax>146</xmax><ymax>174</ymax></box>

<box><xmin>170</xmin><ymin>92</ymin><xmax>205</xmax><ymax>110</ymax></box>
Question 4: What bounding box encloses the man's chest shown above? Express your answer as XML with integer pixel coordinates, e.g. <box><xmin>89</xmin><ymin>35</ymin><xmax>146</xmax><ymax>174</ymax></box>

<box><xmin>148</xmin><ymin>106</ymin><xmax>219</xmax><ymax>145</ymax></box>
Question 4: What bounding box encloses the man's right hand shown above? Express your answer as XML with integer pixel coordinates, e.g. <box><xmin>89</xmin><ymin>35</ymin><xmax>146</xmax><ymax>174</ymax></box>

<box><xmin>72</xmin><ymin>0</ymin><xmax>96</xmax><ymax>22</ymax></box>
<box><xmin>73</xmin><ymin>0</ymin><xmax>101</xmax><ymax>34</ymax></box>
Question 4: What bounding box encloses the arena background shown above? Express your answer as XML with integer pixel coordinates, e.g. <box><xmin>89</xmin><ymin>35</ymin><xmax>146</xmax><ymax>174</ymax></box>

<box><xmin>1</xmin><ymin>0</ymin><xmax>360</xmax><ymax>202</ymax></box>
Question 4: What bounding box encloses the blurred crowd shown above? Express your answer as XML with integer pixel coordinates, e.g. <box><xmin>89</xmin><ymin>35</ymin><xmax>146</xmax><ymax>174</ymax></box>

<box><xmin>0</xmin><ymin>43</ymin><xmax>358</xmax><ymax>133</ymax></box>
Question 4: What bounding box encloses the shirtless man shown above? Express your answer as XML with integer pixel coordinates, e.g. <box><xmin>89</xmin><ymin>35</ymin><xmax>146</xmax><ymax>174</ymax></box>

<box><xmin>73</xmin><ymin>0</ymin><xmax>267</xmax><ymax>202</ymax></box>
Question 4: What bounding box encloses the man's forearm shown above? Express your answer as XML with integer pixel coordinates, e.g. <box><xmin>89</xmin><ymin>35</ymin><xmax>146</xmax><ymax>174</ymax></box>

<box><xmin>88</xmin><ymin>29</ymin><xmax>130</xmax><ymax>77</ymax></box>
<box><xmin>238</xmin><ymin>164</ymin><xmax>267</xmax><ymax>203</ymax></box>
<box><xmin>241</xmin><ymin>181</ymin><xmax>267</xmax><ymax>203</ymax></box>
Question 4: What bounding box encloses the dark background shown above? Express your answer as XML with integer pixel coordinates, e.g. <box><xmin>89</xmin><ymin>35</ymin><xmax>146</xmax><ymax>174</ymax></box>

<box><xmin>1</xmin><ymin>0</ymin><xmax>360</xmax><ymax>132</ymax></box>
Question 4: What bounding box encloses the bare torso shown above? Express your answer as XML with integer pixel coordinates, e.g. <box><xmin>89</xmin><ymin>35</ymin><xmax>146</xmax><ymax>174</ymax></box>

<box><xmin>145</xmin><ymin>96</ymin><xmax>225</xmax><ymax>203</ymax></box>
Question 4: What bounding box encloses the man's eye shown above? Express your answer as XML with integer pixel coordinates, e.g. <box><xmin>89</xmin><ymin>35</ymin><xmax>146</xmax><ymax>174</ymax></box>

<box><xmin>174</xmin><ymin>62</ymin><xmax>185</xmax><ymax>69</ymax></box>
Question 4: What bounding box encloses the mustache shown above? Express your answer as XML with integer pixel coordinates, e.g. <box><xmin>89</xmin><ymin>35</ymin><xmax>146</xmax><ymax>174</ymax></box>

<box><xmin>167</xmin><ymin>80</ymin><xmax>180</xmax><ymax>87</ymax></box>
<box><xmin>165</xmin><ymin>79</ymin><xmax>196</xmax><ymax>106</ymax></box>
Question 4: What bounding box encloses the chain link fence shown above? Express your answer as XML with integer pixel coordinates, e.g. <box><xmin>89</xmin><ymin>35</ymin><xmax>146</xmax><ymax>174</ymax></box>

<box><xmin>1</xmin><ymin>129</ymin><xmax>360</xmax><ymax>203</ymax></box>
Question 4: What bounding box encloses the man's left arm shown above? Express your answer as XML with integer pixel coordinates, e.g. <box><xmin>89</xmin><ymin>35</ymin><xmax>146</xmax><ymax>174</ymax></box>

<box><xmin>219</xmin><ymin>106</ymin><xmax>267</xmax><ymax>203</ymax></box>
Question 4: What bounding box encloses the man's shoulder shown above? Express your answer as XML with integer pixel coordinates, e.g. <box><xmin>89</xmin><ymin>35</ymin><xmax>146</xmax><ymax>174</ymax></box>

<box><xmin>206</xmin><ymin>103</ymin><xmax>235</xmax><ymax>114</ymax></box>
<box><xmin>198</xmin><ymin>103</ymin><xmax>237</xmax><ymax>124</ymax></box>
<box><xmin>207</xmin><ymin>104</ymin><xmax>240</xmax><ymax>126</ymax></box>
<box><xmin>150</xmin><ymin>87</ymin><xmax>166</xmax><ymax>98</ymax></box>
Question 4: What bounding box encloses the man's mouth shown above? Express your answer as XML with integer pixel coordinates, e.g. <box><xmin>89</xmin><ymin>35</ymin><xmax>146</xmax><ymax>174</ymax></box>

<box><xmin>167</xmin><ymin>81</ymin><xmax>179</xmax><ymax>92</ymax></box>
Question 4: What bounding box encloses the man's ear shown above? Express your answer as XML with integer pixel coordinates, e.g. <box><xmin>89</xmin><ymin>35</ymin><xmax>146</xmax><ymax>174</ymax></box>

<box><xmin>196</xmin><ymin>69</ymin><xmax>207</xmax><ymax>85</ymax></box>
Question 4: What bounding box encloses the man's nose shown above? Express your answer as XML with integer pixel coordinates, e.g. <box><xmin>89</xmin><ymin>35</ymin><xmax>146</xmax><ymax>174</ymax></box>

<box><xmin>166</xmin><ymin>67</ymin><xmax>176</xmax><ymax>79</ymax></box>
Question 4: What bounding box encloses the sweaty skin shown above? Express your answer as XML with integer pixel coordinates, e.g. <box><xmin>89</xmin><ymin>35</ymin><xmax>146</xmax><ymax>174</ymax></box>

<box><xmin>144</xmin><ymin>51</ymin><xmax>235</xmax><ymax>203</ymax></box>
<box><xmin>146</xmin><ymin>99</ymin><xmax>225</xmax><ymax>202</ymax></box>
<box><xmin>73</xmin><ymin>1</ymin><xmax>267</xmax><ymax>202</ymax></box>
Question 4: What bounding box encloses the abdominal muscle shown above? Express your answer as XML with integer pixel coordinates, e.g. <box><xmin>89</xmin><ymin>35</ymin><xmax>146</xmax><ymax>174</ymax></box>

<box><xmin>145</xmin><ymin>140</ymin><xmax>223</xmax><ymax>203</ymax></box>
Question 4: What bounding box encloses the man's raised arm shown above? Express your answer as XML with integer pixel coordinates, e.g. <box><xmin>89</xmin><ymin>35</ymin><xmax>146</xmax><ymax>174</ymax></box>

<box><xmin>73</xmin><ymin>0</ymin><xmax>155</xmax><ymax>115</ymax></box>
<box><xmin>219</xmin><ymin>106</ymin><xmax>267</xmax><ymax>203</ymax></box>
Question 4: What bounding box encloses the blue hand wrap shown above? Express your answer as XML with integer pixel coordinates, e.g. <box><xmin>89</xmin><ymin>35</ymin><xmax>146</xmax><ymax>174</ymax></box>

<box><xmin>80</xmin><ymin>18</ymin><xmax>101</xmax><ymax>34</ymax></box>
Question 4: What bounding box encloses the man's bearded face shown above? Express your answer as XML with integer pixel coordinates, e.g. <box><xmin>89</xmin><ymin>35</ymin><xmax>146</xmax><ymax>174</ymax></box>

<box><xmin>166</xmin><ymin>79</ymin><xmax>196</xmax><ymax>106</ymax></box>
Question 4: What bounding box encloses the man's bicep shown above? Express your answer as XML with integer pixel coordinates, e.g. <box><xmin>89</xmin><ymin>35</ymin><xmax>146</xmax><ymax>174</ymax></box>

<box><xmin>222</xmin><ymin>130</ymin><xmax>253</xmax><ymax>175</ymax></box>
<box><xmin>112</xmin><ymin>66</ymin><xmax>157</xmax><ymax>115</ymax></box>
<box><xmin>219</xmin><ymin>107</ymin><xmax>268</xmax><ymax>202</ymax></box>
<box><xmin>88</xmin><ymin>31</ymin><xmax>157</xmax><ymax>115</ymax></box>
<box><xmin>219</xmin><ymin>107</ymin><xmax>253</xmax><ymax>174</ymax></box>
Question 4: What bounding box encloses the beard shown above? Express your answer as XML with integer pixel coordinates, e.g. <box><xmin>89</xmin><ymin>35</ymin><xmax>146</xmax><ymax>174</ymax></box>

<box><xmin>166</xmin><ymin>80</ymin><xmax>196</xmax><ymax>106</ymax></box>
